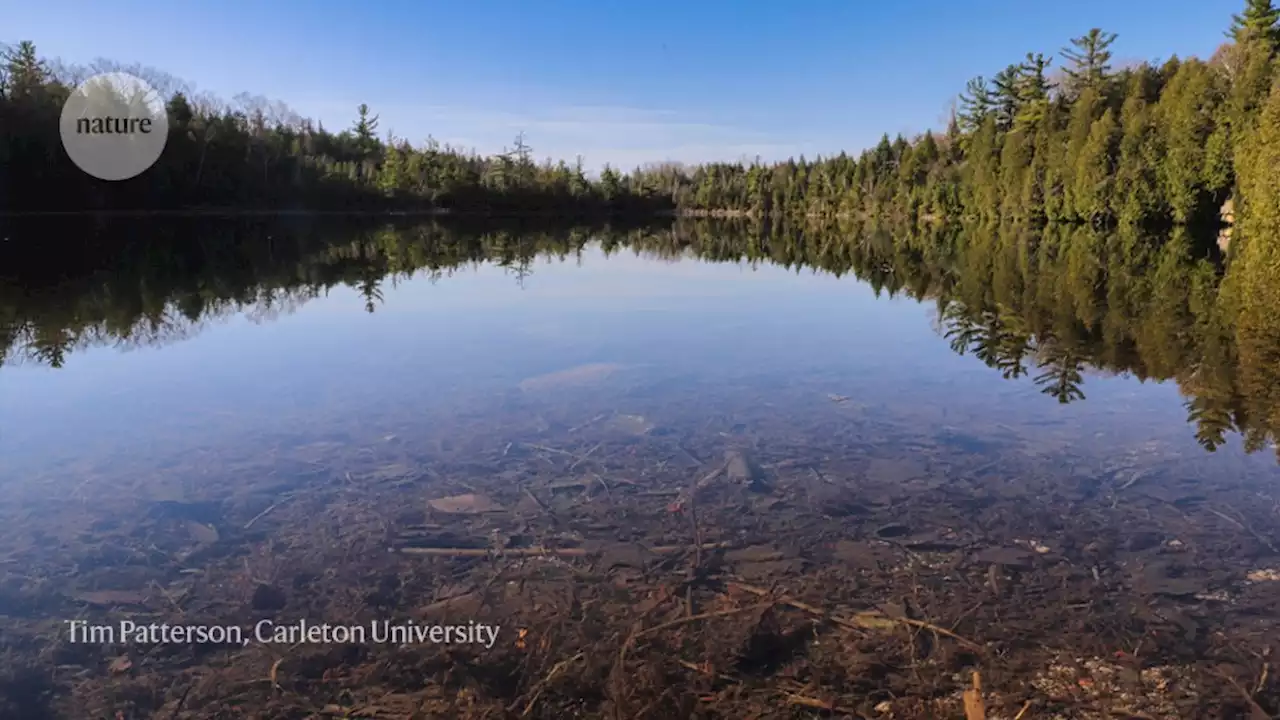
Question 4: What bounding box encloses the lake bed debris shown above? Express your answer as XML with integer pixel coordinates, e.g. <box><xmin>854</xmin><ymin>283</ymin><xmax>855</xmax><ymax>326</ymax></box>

<box><xmin>0</xmin><ymin>385</ymin><xmax>1277</xmax><ymax>720</ymax></box>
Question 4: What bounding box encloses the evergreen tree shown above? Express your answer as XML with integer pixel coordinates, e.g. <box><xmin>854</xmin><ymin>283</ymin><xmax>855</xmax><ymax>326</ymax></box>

<box><xmin>1061</xmin><ymin>29</ymin><xmax>1119</xmax><ymax>98</ymax></box>
<box><xmin>1230</xmin><ymin>0</ymin><xmax>1280</xmax><ymax>51</ymax></box>
<box><xmin>999</xmin><ymin>127</ymin><xmax>1034</xmax><ymax>218</ymax></box>
<box><xmin>1019</xmin><ymin>53</ymin><xmax>1055</xmax><ymax>103</ymax></box>
<box><xmin>1223</xmin><ymin>33</ymin><xmax>1278</xmax><ymax>165</ymax></box>
<box><xmin>2</xmin><ymin>41</ymin><xmax>48</xmax><ymax>98</ymax></box>
<box><xmin>992</xmin><ymin>64</ymin><xmax>1024</xmax><ymax>131</ymax></box>
<box><xmin>352</xmin><ymin>104</ymin><xmax>380</xmax><ymax>157</ymax></box>
<box><xmin>1015</xmin><ymin>53</ymin><xmax>1054</xmax><ymax>129</ymax></box>
<box><xmin>1060</xmin><ymin>86</ymin><xmax>1103</xmax><ymax>220</ymax></box>
<box><xmin>958</xmin><ymin>76</ymin><xmax>995</xmax><ymax>138</ymax></box>
<box><xmin>1114</xmin><ymin>72</ymin><xmax>1165</xmax><ymax>224</ymax></box>
<box><xmin>1020</xmin><ymin>112</ymin><xmax>1055</xmax><ymax>221</ymax></box>
<box><xmin>1155</xmin><ymin>60</ymin><xmax>1220</xmax><ymax>223</ymax></box>
<box><xmin>1073</xmin><ymin>109</ymin><xmax>1119</xmax><ymax>221</ymax></box>
<box><xmin>966</xmin><ymin>116</ymin><xmax>1002</xmax><ymax>218</ymax></box>
<box><xmin>1237</xmin><ymin>78</ymin><xmax>1280</xmax><ymax>234</ymax></box>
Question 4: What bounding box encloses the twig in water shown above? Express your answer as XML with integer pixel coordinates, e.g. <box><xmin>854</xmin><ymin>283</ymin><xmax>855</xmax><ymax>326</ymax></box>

<box><xmin>670</xmin><ymin>461</ymin><xmax>729</xmax><ymax>511</ymax></box>
<box><xmin>568</xmin><ymin>441</ymin><xmax>603</xmax><ymax>472</ymax></box>
<box><xmin>611</xmin><ymin>585</ymin><xmax>677</xmax><ymax>716</ymax></box>
<box><xmin>523</xmin><ymin>488</ymin><xmax>550</xmax><ymax>513</ymax></box>
<box><xmin>244</xmin><ymin>499</ymin><xmax>287</xmax><ymax>530</ymax></box>
<box><xmin>786</xmin><ymin>692</ymin><xmax>839</xmax><ymax>711</ymax></box>
<box><xmin>614</xmin><ymin>599</ymin><xmax>771</xmax><ymax>689</ymax></box>
<box><xmin>512</xmin><ymin>652</ymin><xmax>584</xmax><ymax>716</ymax></box>
<box><xmin>1207</xmin><ymin>506</ymin><xmax>1279</xmax><ymax>553</ymax></box>
<box><xmin>268</xmin><ymin>657</ymin><xmax>283</xmax><ymax>690</ymax></box>
<box><xmin>675</xmin><ymin>658</ymin><xmax>737</xmax><ymax>683</ymax></box>
<box><xmin>1214</xmin><ymin>667</ymin><xmax>1272</xmax><ymax>720</ymax></box>
<box><xmin>150</xmin><ymin>580</ymin><xmax>185</xmax><ymax>615</ymax></box>
<box><xmin>631</xmin><ymin>601</ymin><xmax>775</xmax><ymax>642</ymax></box>
<box><xmin>400</xmin><ymin>542</ymin><xmax>731</xmax><ymax>558</ymax></box>
<box><xmin>568</xmin><ymin>413</ymin><xmax>608</xmax><ymax>434</ymax></box>
<box><xmin>167</xmin><ymin>684</ymin><xmax>193</xmax><ymax>720</ymax></box>
<box><xmin>727</xmin><ymin>581</ymin><xmax>985</xmax><ymax>653</ymax></box>
<box><xmin>963</xmin><ymin>671</ymin><xmax>986</xmax><ymax>720</ymax></box>
<box><xmin>521</xmin><ymin>442</ymin><xmax>580</xmax><ymax>459</ymax></box>
<box><xmin>592</xmin><ymin>472</ymin><xmax>612</xmax><ymax>499</ymax></box>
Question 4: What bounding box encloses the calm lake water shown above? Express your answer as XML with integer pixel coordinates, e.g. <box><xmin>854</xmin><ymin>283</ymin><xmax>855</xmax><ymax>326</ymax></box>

<box><xmin>3</xmin><ymin>219</ymin><xmax>1279</xmax><ymax>718</ymax></box>
<box><xmin>2</xmin><ymin>219</ymin><xmax>1277</xmax><ymax>491</ymax></box>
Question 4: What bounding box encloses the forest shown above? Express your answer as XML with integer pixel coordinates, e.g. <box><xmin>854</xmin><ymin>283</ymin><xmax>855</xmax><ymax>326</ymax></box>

<box><xmin>3</xmin><ymin>2</ymin><xmax>1280</xmax><ymax>448</ymax></box>
<box><xmin>2</xmin><ymin>1</ymin><xmax>1278</xmax><ymax>231</ymax></box>
<box><xmin>0</xmin><ymin>49</ymin><xmax>668</xmax><ymax>215</ymax></box>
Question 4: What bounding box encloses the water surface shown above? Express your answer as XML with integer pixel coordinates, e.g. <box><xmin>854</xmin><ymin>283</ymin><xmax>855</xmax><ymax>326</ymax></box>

<box><xmin>1</xmin><ymin>218</ymin><xmax>1278</xmax><ymax>718</ymax></box>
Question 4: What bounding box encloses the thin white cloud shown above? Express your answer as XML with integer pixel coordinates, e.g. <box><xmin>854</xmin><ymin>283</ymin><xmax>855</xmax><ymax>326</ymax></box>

<box><xmin>290</xmin><ymin>100</ymin><xmax>809</xmax><ymax>170</ymax></box>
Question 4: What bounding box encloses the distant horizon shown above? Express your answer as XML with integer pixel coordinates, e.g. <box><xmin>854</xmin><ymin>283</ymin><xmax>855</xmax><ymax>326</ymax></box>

<box><xmin>7</xmin><ymin>0</ymin><xmax>1245</xmax><ymax>171</ymax></box>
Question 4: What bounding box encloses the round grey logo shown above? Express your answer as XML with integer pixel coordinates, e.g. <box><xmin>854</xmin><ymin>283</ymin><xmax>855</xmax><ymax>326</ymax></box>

<box><xmin>60</xmin><ymin>72</ymin><xmax>169</xmax><ymax>181</ymax></box>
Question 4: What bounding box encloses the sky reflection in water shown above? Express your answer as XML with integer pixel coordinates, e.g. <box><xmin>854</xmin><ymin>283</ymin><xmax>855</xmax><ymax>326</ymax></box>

<box><xmin>1</xmin><ymin>242</ymin><xmax>1275</xmax><ymax>489</ymax></box>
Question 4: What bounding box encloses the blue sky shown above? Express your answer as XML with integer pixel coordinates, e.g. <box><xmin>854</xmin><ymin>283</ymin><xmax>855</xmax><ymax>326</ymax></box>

<box><xmin>8</xmin><ymin>0</ymin><xmax>1244</xmax><ymax>170</ymax></box>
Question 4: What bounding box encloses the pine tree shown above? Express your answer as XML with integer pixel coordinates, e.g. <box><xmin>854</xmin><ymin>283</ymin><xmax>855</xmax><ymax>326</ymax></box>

<box><xmin>945</xmin><ymin>113</ymin><xmax>963</xmax><ymax>160</ymax></box>
<box><xmin>997</xmin><ymin>127</ymin><xmax>1030</xmax><ymax>219</ymax></box>
<box><xmin>915</xmin><ymin>131</ymin><xmax>940</xmax><ymax>170</ymax></box>
<box><xmin>1039</xmin><ymin>107</ymin><xmax>1070</xmax><ymax>222</ymax></box>
<box><xmin>1238</xmin><ymin>78</ymin><xmax>1280</xmax><ymax>234</ymax></box>
<box><xmin>1230</xmin><ymin>0</ymin><xmax>1280</xmax><ymax>52</ymax></box>
<box><xmin>1073</xmin><ymin>109</ymin><xmax>1119</xmax><ymax>222</ymax></box>
<box><xmin>1228</xmin><ymin>79</ymin><xmax>1280</xmax><ymax>462</ymax></box>
<box><xmin>1061</xmin><ymin>29</ymin><xmax>1119</xmax><ymax>96</ymax></box>
<box><xmin>1224</xmin><ymin>33</ymin><xmax>1278</xmax><ymax>166</ymax></box>
<box><xmin>2</xmin><ymin>41</ymin><xmax>48</xmax><ymax>98</ymax></box>
<box><xmin>1019</xmin><ymin>53</ymin><xmax>1054</xmax><ymax>102</ymax></box>
<box><xmin>352</xmin><ymin>104</ymin><xmax>380</xmax><ymax>156</ymax></box>
<box><xmin>1021</xmin><ymin>105</ymin><xmax>1060</xmax><ymax>221</ymax></box>
<box><xmin>1061</xmin><ymin>86</ymin><xmax>1103</xmax><ymax>220</ymax></box>
<box><xmin>599</xmin><ymin>164</ymin><xmax>622</xmax><ymax>202</ymax></box>
<box><xmin>1015</xmin><ymin>53</ymin><xmax>1054</xmax><ymax>129</ymax></box>
<box><xmin>965</xmin><ymin>116</ymin><xmax>1002</xmax><ymax>218</ymax></box>
<box><xmin>1114</xmin><ymin>72</ymin><xmax>1165</xmax><ymax>224</ymax></box>
<box><xmin>958</xmin><ymin>77</ymin><xmax>994</xmax><ymax>134</ymax></box>
<box><xmin>992</xmin><ymin>65</ymin><xmax>1023</xmax><ymax>131</ymax></box>
<box><xmin>1155</xmin><ymin>60</ymin><xmax>1220</xmax><ymax>223</ymax></box>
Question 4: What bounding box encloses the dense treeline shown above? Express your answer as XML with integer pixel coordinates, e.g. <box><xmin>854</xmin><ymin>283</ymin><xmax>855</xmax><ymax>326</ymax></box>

<box><xmin>5</xmin><ymin>1</ymin><xmax>1279</xmax><ymax>228</ymax></box>
<box><xmin>666</xmin><ymin>1</ymin><xmax>1280</xmax><ymax>230</ymax></box>
<box><xmin>0</xmin><ymin>46</ymin><xmax>669</xmax><ymax>214</ymax></box>
<box><xmin>3</xmin><ymin>217</ymin><xmax>1280</xmax><ymax>459</ymax></box>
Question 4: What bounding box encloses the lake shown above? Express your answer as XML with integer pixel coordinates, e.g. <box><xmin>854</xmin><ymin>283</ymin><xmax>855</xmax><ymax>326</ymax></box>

<box><xmin>0</xmin><ymin>217</ymin><xmax>1277</xmax><ymax>719</ymax></box>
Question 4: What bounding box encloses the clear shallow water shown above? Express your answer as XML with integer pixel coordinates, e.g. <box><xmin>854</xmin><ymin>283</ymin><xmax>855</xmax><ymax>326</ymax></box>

<box><xmin>3</xmin><ymin>238</ymin><xmax>1276</xmax><ymax>492</ymax></box>
<box><xmin>3</xmin><ymin>220</ymin><xmax>1280</xmax><ymax>719</ymax></box>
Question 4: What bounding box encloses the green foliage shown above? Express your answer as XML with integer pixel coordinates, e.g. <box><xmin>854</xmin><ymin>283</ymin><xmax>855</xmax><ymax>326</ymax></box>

<box><xmin>3</xmin><ymin>0</ymin><xmax>1277</xmax><ymax>231</ymax></box>
<box><xmin>1073</xmin><ymin>109</ymin><xmax>1120</xmax><ymax>222</ymax></box>
<box><xmin>1061</xmin><ymin>29</ymin><xmax>1119</xmax><ymax>98</ymax></box>
<box><xmin>1230</xmin><ymin>0</ymin><xmax>1280</xmax><ymax>51</ymax></box>
<box><xmin>1155</xmin><ymin>60</ymin><xmax>1222</xmax><ymax>223</ymax></box>
<box><xmin>998</xmin><ymin>128</ymin><xmax>1034</xmax><ymax>219</ymax></box>
<box><xmin>1114</xmin><ymin>74</ymin><xmax>1166</xmax><ymax>224</ymax></box>
<box><xmin>0</xmin><ymin>43</ymin><xmax>668</xmax><ymax>214</ymax></box>
<box><xmin>958</xmin><ymin>76</ymin><xmax>994</xmax><ymax>134</ymax></box>
<box><xmin>1238</xmin><ymin>77</ymin><xmax>1280</xmax><ymax>235</ymax></box>
<box><xmin>992</xmin><ymin>64</ymin><xmax>1024</xmax><ymax>131</ymax></box>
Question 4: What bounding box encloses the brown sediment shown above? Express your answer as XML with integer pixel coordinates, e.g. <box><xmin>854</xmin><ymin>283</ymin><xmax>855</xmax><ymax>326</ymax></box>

<box><xmin>0</xmin><ymin>384</ymin><xmax>1277</xmax><ymax>720</ymax></box>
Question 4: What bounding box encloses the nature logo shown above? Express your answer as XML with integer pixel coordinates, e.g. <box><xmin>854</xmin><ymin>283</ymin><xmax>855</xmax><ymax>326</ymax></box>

<box><xmin>59</xmin><ymin>71</ymin><xmax>169</xmax><ymax>181</ymax></box>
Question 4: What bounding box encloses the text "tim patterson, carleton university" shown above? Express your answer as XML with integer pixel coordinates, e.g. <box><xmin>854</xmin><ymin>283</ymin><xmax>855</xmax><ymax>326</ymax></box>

<box><xmin>65</xmin><ymin>619</ymin><xmax>502</xmax><ymax>648</ymax></box>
